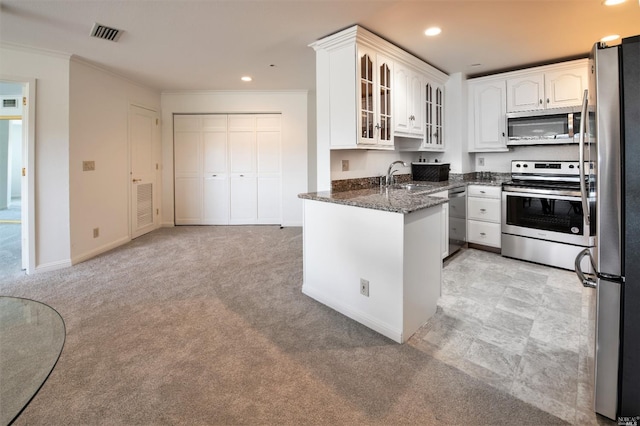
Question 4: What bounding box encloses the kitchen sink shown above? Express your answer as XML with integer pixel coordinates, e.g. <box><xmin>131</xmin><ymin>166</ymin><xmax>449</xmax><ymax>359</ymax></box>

<box><xmin>397</xmin><ymin>183</ymin><xmax>435</xmax><ymax>194</ymax></box>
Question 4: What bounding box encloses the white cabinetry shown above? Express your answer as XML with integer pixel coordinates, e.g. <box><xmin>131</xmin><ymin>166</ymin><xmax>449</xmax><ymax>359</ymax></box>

<box><xmin>506</xmin><ymin>61</ymin><xmax>588</xmax><ymax>112</ymax></box>
<box><xmin>467</xmin><ymin>185</ymin><xmax>501</xmax><ymax>249</ymax></box>
<box><xmin>468</xmin><ymin>78</ymin><xmax>508</xmax><ymax>152</ymax></box>
<box><xmin>174</xmin><ymin>114</ymin><xmax>281</xmax><ymax>225</ymax></box>
<box><xmin>394</xmin><ymin>64</ymin><xmax>424</xmax><ymax>137</ymax></box>
<box><xmin>423</xmin><ymin>81</ymin><xmax>444</xmax><ymax>151</ymax></box>
<box><xmin>311</xmin><ymin>25</ymin><xmax>447</xmax><ymax>151</ymax></box>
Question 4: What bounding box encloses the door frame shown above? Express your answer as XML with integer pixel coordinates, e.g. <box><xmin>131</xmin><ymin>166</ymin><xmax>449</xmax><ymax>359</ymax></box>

<box><xmin>1</xmin><ymin>75</ymin><xmax>36</xmax><ymax>274</ymax></box>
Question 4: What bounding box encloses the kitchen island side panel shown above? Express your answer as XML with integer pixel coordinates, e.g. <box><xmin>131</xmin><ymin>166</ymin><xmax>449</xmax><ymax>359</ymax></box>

<box><xmin>301</xmin><ymin>198</ymin><xmax>442</xmax><ymax>343</ymax></box>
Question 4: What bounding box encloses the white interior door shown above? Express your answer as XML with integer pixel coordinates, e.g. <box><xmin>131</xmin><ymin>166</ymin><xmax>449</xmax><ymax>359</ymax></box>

<box><xmin>129</xmin><ymin>105</ymin><xmax>158</xmax><ymax>238</ymax></box>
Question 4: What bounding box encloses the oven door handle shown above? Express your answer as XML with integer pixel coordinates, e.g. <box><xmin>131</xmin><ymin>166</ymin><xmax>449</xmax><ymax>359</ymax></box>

<box><xmin>578</xmin><ymin>89</ymin><xmax>590</xmax><ymax>225</ymax></box>
<box><xmin>575</xmin><ymin>248</ymin><xmax>597</xmax><ymax>288</ymax></box>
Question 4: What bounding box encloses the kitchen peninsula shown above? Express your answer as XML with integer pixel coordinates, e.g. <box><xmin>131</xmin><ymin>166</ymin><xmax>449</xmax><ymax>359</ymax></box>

<box><xmin>299</xmin><ymin>184</ymin><xmax>454</xmax><ymax>343</ymax></box>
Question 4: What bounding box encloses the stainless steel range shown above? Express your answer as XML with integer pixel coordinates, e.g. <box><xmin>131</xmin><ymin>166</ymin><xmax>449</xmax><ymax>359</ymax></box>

<box><xmin>501</xmin><ymin>160</ymin><xmax>595</xmax><ymax>270</ymax></box>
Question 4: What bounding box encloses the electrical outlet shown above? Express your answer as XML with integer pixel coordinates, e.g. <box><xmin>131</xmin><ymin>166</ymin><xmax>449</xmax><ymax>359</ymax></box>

<box><xmin>83</xmin><ymin>161</ymin><xmax>95</xmax><ymax>171</ymax></box>
<box><xmin>360</xmin><ymin>278</ymin><xmax>369</xmax><ymax>297</ymax></box>
<box><xmin>477</xmin><ymin>157</ymin><xmax>485</xmax><ymax>167</ymax></box>
<box><xmin>93</xmin><ymin>227</ymin><xmax>99</xmax><ymax>238</ymax></box>
<box><xmin>342</xmin><ymin>160</ymin><xmax>349</xmax><ymax>172</ymax></box>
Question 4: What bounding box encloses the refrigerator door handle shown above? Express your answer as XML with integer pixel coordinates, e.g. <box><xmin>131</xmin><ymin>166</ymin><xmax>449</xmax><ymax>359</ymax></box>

<box><xmin>575</xmin><ymin>248</ymin><xmax>597</xmax><ymax>288</ymax></box>
<box><xmin>578</xmin><ymin>89</ymin><xmax>590</xmax><ymax>225</ymax></box>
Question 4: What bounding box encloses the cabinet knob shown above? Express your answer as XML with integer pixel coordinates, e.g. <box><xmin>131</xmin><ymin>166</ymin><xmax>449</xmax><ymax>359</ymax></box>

<box><xmin>502</xmin><ymin>132</ymin><xmax>505</xmax><ymax>137</ymax></box>
<box><xmin>212</xmin><ymin>174</ymin><xmax>217</xmax><ymax>177</ymax></box>
<box><xmin>539</xmin><ymin>99</ymin><xmax>543</xmax><ymax>105</ymax></box>
<box><xmin>480</xmin><ymin>232</ymin><xmax>486</xmax><ymax>236</ymax></box>
<box><xmin>480</xmin><ymin>208</ymin><xmax>486</xmax><ymax>212</ymax></box>
<box><xmin>546</xmin><ymin>98</ymin><xmax>550</xmax><ymax>104</ymax></box>
<box><xmin>132</xmin><ymin>178</ymin><xmax>142</xmax><ymax>183</ymax></box>
<box><xmin>240</xmin><ymin>174</ymin><xmax>244</xmax><ymax>177</ymax></box>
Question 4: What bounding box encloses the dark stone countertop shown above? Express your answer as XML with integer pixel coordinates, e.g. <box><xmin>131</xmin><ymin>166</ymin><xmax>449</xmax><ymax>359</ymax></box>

<box><xmin>298</xmin><ymin>178</ymin><xmax>510</xmax><ymax>215</ymax></box>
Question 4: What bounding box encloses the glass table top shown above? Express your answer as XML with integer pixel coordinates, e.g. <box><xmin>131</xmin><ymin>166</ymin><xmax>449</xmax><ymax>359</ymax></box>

<box><xmin>0</xmin><ymin>297</ymin><xmax>65</xmax><ymax>425</ymax></box>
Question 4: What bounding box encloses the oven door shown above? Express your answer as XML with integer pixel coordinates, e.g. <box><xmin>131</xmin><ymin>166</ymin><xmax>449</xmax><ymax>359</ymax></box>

<box><xmin>502</xmin><ymin>189</ymin><xmax>595</xmax><ymax>246</ymax></box>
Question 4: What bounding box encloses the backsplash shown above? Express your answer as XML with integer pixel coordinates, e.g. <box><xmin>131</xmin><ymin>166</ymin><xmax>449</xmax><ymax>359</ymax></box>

<box><xmin>331</xmin><ymin>171</ymin><xmax>511</xmax><ymax>192</ymax></box>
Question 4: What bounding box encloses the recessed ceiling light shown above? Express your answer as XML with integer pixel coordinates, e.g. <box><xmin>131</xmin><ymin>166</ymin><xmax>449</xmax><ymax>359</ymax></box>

<box><xmin>602</xmin><ymin>0</ymin><xmax>626</xmax><ymax>5</ymax></box>
<box><xmin>241</xmin><ymin>76</ymin><xmax>252</xmax><ymax>82</ymax></box>
<box><xmin>600</xmin><ymin>34</ymin><xmax>621</xmax><ymax>42</ymax></box>
<box><xmin>424</xmin><ymin>27</ymin><xmax>442</xmax><ymax>37</ymax></box>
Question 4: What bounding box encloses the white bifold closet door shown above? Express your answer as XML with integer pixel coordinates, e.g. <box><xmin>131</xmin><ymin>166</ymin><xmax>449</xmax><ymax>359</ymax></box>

<box><xmin>174</xmin><ymin>114</ymin><xmax>281</xmax><ymax>225</ymax></box>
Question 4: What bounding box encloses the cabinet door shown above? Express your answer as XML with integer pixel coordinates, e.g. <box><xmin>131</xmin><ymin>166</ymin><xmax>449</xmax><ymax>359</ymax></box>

<box><xmin>203</xmin><ymin>176</ymin><xmax>229</xmax><ymax>224</ymax></box>
<box><xmin>357</xmin><ymin>47</ymin><xmax>377</xmax><ymax>145</ymax></box>
<box><xmin>230</xmin><ymin>176</ymin><xmax>257</xmax><ymax>223</ymax></box>
<box><xmin>471</xmin><ymin>80</ymin><xmax>507</xmax><ymax>151</ymax></box>
<box><xmin>174</xmin><ymin>177</ymin><xmax>202</xmax><ymax>225</ymax></box>
<box><xmin>545</xmin><ymin>67</ymin><xmax>588</xmax><ymax>109</ymax></box>
<box><xmin>394</xmin><ymin>65</ymin><xmax>411</xmax><ymax>134</ymax></box>
<box><xmin>257</xmin><ymin>177</ymin><xmax>280</xmax><ymax>224</ymax></box>
<box><xmin>410</xmin><ymin>72</ymin><xmax>424</xmax><ymax>135</ymax></box>
<box><xmin>377</xmin><ymin>53</ymin><xmax>394</xmax><ymax>147</ymax></box>
<box><xmin>507</xmin><ymin>74</ymin><xmax>545</xmax><ymax>112</ymax></box>
<box><xmin>424</xmin><ymin>82</ymin><xmax>444</xmax><ymax>150</ymax></box>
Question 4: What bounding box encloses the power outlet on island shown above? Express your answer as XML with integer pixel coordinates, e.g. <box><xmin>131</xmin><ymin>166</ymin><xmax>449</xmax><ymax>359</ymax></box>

<box><xmin>360</xmin><ymin>278</ymin><xmax>369</xmax><ymax>297</ymax></box>
<box><xmin>342</xmin><ymin>160</ymin><xmax>349</xmax><ymax>172</ymax></box>
<box><xmin>477</xmin><ymin>157</ymin><xmax>485</xmax><ymax>167</ymax></box>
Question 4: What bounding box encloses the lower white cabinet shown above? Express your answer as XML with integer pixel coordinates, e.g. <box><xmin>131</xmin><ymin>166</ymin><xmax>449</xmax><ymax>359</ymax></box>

<box><xmin>174</xmin><ymin>114</ymin><xmax>281</xmax><ymax>225</ymax></box>
<box><xmin>467</xmin><ymin>185</ymin><xmax>501</xmax><ymax>249</ymax></box>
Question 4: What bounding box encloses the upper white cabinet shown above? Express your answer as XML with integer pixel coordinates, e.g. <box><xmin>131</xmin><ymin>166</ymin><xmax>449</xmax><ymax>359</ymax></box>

<box><xmin>468</xmin><ymin>77</ymin><xmax>508</xmax><ymax>152</ymax></box>
<box><xmin>394</xmin><ymin>64</ymin><xmax>424</xmax><ymax>137</ymax></box>
<box><xmin>506</xmin><ymin>61</ymin><xmax>588</xmax><ymax>112</ymax></box>
<box><xmin>468</xmin><ymin>59</ymin><xmax>588</xmax><ymax>151</ymax></box>
<box><xmin>310</xmin><ymin>25</ymin><xmax>447</xmax><ymax>151</ymax></box>
<box><xmin>423</xmin><ymin>81</ymin><xmax>444</xmax><ymax>151</ymax></box>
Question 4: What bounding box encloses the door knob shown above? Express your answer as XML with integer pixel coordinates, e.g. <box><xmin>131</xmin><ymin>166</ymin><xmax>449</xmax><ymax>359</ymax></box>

<box><xmin>132</xmin><ymin>178</ymin><xmax>142</xmax><ymax>183</ymax></box>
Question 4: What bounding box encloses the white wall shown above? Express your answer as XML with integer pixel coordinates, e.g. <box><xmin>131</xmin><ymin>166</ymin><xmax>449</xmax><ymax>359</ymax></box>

<box><xmin>161</xmin><ymin>91</ymin><xmax>309</xmax><ymax>227</ymax></box>
<box><xmin>442</xmin><ymin>73</ymin><xmax>473</xmax><ymax>174</ymax></box>
<box><xmin>69</xmin><ymin>58</ymin><xmax>161</xmax><ymax>263</ymax></box>
<box><xmin>1</xmin><ymin>44</ymin><xmax>72</xmax><ymax>271</ymax></box>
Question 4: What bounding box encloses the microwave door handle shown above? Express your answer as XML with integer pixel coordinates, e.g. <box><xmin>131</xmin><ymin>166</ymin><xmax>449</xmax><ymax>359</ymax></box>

<box><xmin>575</xmin><ymin>248</ymin><xmax>597</xmax><ymax>288</ymax></box>
<box><xmin>578</xmin><ymin>89</ymin><xmax>590</xmax><ymax>225</ymax></box>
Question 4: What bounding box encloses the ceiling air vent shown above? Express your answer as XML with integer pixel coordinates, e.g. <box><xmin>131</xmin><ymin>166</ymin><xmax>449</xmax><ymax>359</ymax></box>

<box><xmin>90</xmin><ymin>23</ymin><xmax>123</xmax><ymax>42</ymax></box>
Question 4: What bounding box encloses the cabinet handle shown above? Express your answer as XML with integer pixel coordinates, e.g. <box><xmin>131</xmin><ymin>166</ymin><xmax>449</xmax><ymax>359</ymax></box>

<box><xmin>502</xmin><ymin>132</ymin><xmax>505</xmax><ymax>137</ymax></box>
<box><xmin>480</xmin><ymin>190</ymin><xmax>486</xmax><ymax>194</ymax></box>
<box><xmin>375</xmin><ymin>123</ymin><xmax>381</xmax><ymax>130</ymax></box>
<box><xmin>480</xmin><ymin>232</ymin><xmax>486</xmax><ymax>236</ymax></box>
<box><xmin>480</xmin><ymin>208</ymin><xmax>486</xmax><ymax>212</ymax></box>
<box><xmin>132</xmin><ymin>178</ymin><xmax>142</xmax><ymax>183</ymax></box>
<box><xmin>240</xmin><ymin>174</ymin><xmax>244</xmax><ymax>177</ymax></box>
<box><xmin>546</xmin><ymin>98</ymin><xmax>550</xmax><ymax>104</ymax></box>
<box><xmin>212</xmin><ymin>174</ymin><xmax>217</xmax><ymax>177</ymax></box>
<box><xmin>539</xmin><ymin>99</ymin><xmax>543</xmax><ymax>105</ymax></box>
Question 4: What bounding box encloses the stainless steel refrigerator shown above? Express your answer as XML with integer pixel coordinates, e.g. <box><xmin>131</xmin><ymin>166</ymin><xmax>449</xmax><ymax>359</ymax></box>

<box><xmin>575</xmin><ymin>35</ymin><xmax>640</xmax><ymax>421</ymax></box>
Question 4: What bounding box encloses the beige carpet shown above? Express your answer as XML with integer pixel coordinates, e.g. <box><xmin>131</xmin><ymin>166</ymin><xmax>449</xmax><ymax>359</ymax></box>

<box><xmin>0</xmin><ymin>226</ymin><xmax>567</xmax><ymax>425</ymax></box>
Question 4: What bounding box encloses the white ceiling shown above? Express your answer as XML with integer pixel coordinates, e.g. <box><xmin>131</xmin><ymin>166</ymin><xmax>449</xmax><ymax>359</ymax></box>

<box><xmin>1</xmin><ymin>0</ymin><xmax>639</xmax><ymax>92</ymax></box>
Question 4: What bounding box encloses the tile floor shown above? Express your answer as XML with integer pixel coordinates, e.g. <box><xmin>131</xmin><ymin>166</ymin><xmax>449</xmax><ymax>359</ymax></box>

<box><xmin>409</xmin><ymin>247</ymin><xmax>603</xmax><ymax>425</ymax></box>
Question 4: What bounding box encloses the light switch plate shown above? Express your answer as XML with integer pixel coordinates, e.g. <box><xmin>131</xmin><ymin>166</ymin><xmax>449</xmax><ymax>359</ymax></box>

<box><xmin>83</xmin><ymin>161</ymin><xmax>95</xmax><ymax>171</ymax></box>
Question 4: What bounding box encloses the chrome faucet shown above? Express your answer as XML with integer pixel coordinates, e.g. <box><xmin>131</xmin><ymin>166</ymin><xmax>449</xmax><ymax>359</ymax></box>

<box><xmin>386</xmin><ymin>160</ymin><xmax>407</xmax><ymax>186</ymax></box>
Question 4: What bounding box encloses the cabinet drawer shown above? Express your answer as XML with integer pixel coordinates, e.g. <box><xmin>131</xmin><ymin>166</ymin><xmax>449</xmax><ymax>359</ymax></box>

<box><xmin>467</xmin><ymin>185</ymin><xmax>501</xmax><ymax>199</ymax></box>
<box><xmin>467</xmin><ymin>197</ymin><xmax>501</xmax><ymax>222</ymax></box>
<box><xmin>468</xmin><ymin>220</ymin><xmax>501</xmax><ymax>248</ymax></box>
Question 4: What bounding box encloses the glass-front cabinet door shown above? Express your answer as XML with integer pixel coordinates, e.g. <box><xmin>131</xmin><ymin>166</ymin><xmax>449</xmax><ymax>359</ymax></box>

<box><xmin>357</xmin><ymin>47</ymin><xmax>393</xmax><ymax>148</ymax></box>
<box><xmin>359</xmin><ymin>50</ymin><xmax>375</xmax><ymax>144</ymax></box>
<box><xmin>423</xmin><ymin>82</ymin><xmax>444</xmax><ymax>150</ymax></box>
<box><xmin>377</xmin><ymin>55</ymin><xmax>393</xmax><ymax>147</ymax></box>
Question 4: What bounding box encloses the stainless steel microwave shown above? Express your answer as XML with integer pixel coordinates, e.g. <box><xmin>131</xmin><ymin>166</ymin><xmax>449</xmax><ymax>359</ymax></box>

<box><xmin>506</xmin><ymin>106</ymin><xmax>585</xmax><ymax>146</ymax></box>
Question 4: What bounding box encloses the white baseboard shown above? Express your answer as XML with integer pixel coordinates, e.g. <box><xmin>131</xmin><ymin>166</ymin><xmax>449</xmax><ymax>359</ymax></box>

<box><xmin>302</xmin><ymin>284</ymin><xmax>403</xmax><ymax>343</ymax></box>
<box><xmin>35</xmin><ymin>259</ymin><xmax>73</xmax><ymax>274</ymax></box>
<box><xmin>71</xmin><ymin>236</ymin><xmax>131</xmax><ymax>265</ymax></box>
<box><xmin>161</xmin><ymin>222</ymin><xmax>175</xmax><ymax>227</ymax></box>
